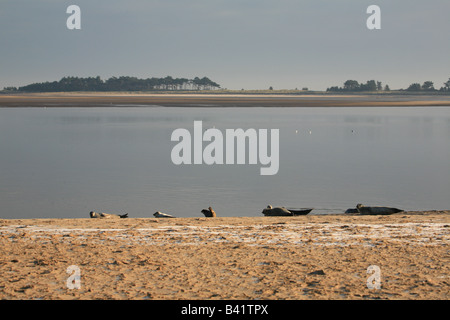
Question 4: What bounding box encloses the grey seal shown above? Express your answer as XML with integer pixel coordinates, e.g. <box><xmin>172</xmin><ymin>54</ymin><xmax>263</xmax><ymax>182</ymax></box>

<box><xmin>262</xmin><ymin>205</ymin><xmax>293</xmax><ymax>216</ymax></box>
<box><xmin>356</xmin><ymin>203</ymin><xmax>403</xmax><ymax>215</ymax></box>
<box><xmin>89</xmin><ymin>211</ymin><xmax>128</xmax><ymax>219</ymax></box>
<box><xmin>153</xmin><ymin>211</ymin><xmax>176</xmax><ymax>218</ymax></box>
<box><xmin>201</xmin><ymin>206</ymin><xmax>217</xmax><ymax>217</ymax></box>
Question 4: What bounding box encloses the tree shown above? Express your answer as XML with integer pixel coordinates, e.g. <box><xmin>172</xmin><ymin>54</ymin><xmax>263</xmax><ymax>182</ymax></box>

<box><xmin>422</xmin><ymin>81</ymin><xmax>435</xmax><ymax>91</ymax></box>
<box><xmin>359</xmin><ymin>80</ymin><xmax>377</xmax><ymax>91</ymax></box>
<box><xmin>2</xmin><ymin>86</ymin><xmax>18</xmax><ymax>92</ymax></box>
<box><xmin>377</xmin><ymin>81</ymin><xmax>382</xmax><ymax>91</ymax></box>
<box><xmin>407</xmin><ymin>83</ymin><xmax>421</xmax><ymax>91</ymax></box>
<box><xmin>326</xmin><ymin>86</ymin><xmax>341</xmax><ymax>92</ymax></box>
<box><xmin>343</xmin><ymin>80</ymin><xmax>359</xmax><ymax>91</ymax></box>
<box><xmin>384</xmin><ymin>84</ymin><xmax>390</xmax><ymax>91</ymax></box>
<box><xmin>444</xmin><ymin>78</ymin><xmax>450</xmax><ymax>91</ymax></box>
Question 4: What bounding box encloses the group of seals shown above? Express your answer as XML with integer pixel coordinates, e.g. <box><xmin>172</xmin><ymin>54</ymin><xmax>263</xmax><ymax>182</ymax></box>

<box><xmin>91</xmin><ymin>203</ymin><xmax>404</xmax><ymax>219</ymax></box>
<box><xmin>152</xmin><ymin>206</ymin><xmax>217</xmax><ymax>218</ymax></box>
<box><xmin>90</xmin><ymin>207</ymin><xmax>217</xmax><ymax>219</ymax></box>
<box><xmin>262</xmin><ymin>203</ymin><xmax>404</xmax><ymax>216</ymax></box>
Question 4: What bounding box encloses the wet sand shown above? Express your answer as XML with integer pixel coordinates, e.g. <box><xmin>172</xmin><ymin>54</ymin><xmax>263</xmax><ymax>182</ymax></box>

<box><xmin>1</xmin><ymin>211</ymin><xmax>448</xmax><ymax>300</ymax></box>
<box><xmin>1</xmin><ymin>92</ymin><xmax>450</xmax><ymax>108</ymax></box>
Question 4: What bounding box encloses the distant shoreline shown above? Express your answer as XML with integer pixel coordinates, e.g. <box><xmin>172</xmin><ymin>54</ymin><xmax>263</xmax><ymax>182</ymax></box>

<box><xmin>1</xmin><ymin>92</ymin><xmax>450</xmax><ymax>108</ymax></box>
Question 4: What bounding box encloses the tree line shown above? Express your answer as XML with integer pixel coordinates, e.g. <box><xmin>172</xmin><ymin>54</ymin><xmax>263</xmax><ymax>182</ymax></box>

<box><xmin>327</xmin><ymin>78</ymin><xmax>450</xmax><ymax>93</ymax></box>
<box><xmin>327</xmin><ymin>80</ymin><xmax>387</xmax><ymax>92</ymax></box>
<box><xmin>4</xmin><ymin>76</ymin><xmax>221</xmax><ymax>92</ymax></box>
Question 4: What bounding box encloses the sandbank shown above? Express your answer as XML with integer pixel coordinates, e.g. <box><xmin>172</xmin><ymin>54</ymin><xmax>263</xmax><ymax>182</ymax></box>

<box><xmin>1</xmin><ymin>92</ymin><xmax>450</xmax><ymax>108</ymax></box>
<box><xmin>1</xmin><ymin>211</ymin><xmax>448</xmax><ymax>300</ymax></box>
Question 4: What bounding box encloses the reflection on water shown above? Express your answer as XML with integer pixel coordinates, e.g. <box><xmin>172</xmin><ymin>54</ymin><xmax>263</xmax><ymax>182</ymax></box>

<box><xmin>0</xmin><ymin>107</ymin><xmax>449</xmax><ymax>218</ymax></box>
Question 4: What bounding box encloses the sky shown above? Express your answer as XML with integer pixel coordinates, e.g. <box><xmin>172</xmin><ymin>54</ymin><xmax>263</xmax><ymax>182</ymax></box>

<box><xmin>1</xmin><ymin>0</ymin><xmax>449</xmax><ymax>91</ymax></box>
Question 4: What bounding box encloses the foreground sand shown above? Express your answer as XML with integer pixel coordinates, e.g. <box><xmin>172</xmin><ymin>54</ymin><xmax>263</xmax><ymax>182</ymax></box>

<box><xmin>0</xmin><ymin>211</ymin><xmax>449</xmax><ymax>300</ymax></box>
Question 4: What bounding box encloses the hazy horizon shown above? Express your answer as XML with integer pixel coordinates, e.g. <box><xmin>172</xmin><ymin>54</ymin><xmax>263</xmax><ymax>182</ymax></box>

<box><xmin>1</xmin><ymin>1</ymin><xmax>449</xmax><ymax>91</ymax></box>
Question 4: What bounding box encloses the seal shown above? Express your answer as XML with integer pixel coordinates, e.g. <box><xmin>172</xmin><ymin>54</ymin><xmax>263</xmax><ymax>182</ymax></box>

<box><xmin>89</xmin><ymin>211</ymin><xmax>128</xmax><ymax>219</ymax></box>
<box><xmin>153</xmin><ymin>211</ymin><xmax>176</xmax><ymax>218</ymax></box>
<box><xmin>261</xmin><ymin>205</ymin><xmax>293</xmax><ymax>216</ymax></box>
<box><xmin>356</xmin><ymin>203</ymin><xmax>404</xmax><ymax>215</ymax></box>
<box><xmin>201</xmin><ymin>206</ymin><xmax>216</xmax><ymax>217</ymax></box>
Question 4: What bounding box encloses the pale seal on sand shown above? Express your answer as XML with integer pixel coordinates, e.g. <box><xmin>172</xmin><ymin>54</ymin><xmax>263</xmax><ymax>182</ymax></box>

<box><xmin>201</xmin><ymin>206</ymin><xmax>217</xmax><ymax>217</ymax></box>
<box><xmin>262</xmin><ymin>205</ymin><xmax>293</xmax><ymax>216</ymax></box>
<box><xmin>89</xmin><ymin>211</ymin><xmax>128</xmax><ymax>219</ymax></box>
<box><xmin>153</xmin><ymin>211</ymin><xmax>176</xmax><ymax>218</ymax></box>
<box><xmin>356</xmin><ymin>203</ymin><xmax>404</xmax><ymax>215</ymax></box>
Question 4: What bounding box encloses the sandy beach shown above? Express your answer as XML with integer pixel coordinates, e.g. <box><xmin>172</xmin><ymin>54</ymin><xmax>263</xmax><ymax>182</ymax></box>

<box><xmin>0</xmin><ymin>211</ymin><xmax>448</xmax><ymax>300</ymax></box>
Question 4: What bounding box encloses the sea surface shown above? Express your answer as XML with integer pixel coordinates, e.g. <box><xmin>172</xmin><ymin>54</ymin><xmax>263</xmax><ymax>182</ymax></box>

<box><xmin>1</xmin><ymin>106</ymin><xmax>449</xmax><ymax>219</ymax></box>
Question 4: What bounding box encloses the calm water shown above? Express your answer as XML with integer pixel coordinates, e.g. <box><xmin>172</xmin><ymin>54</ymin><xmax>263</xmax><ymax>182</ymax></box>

<box><xmin>0</xmin><ymin>106</ymin><xmax>449</xmax><ymax>219</ymax></box>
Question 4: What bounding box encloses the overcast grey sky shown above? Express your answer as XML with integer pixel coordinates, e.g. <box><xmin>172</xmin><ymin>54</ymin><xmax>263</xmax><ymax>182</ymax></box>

<box><xmin>1</xmin><ymin>0</ymin><xmax>449</xmax><ymax>90</ymax></box>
